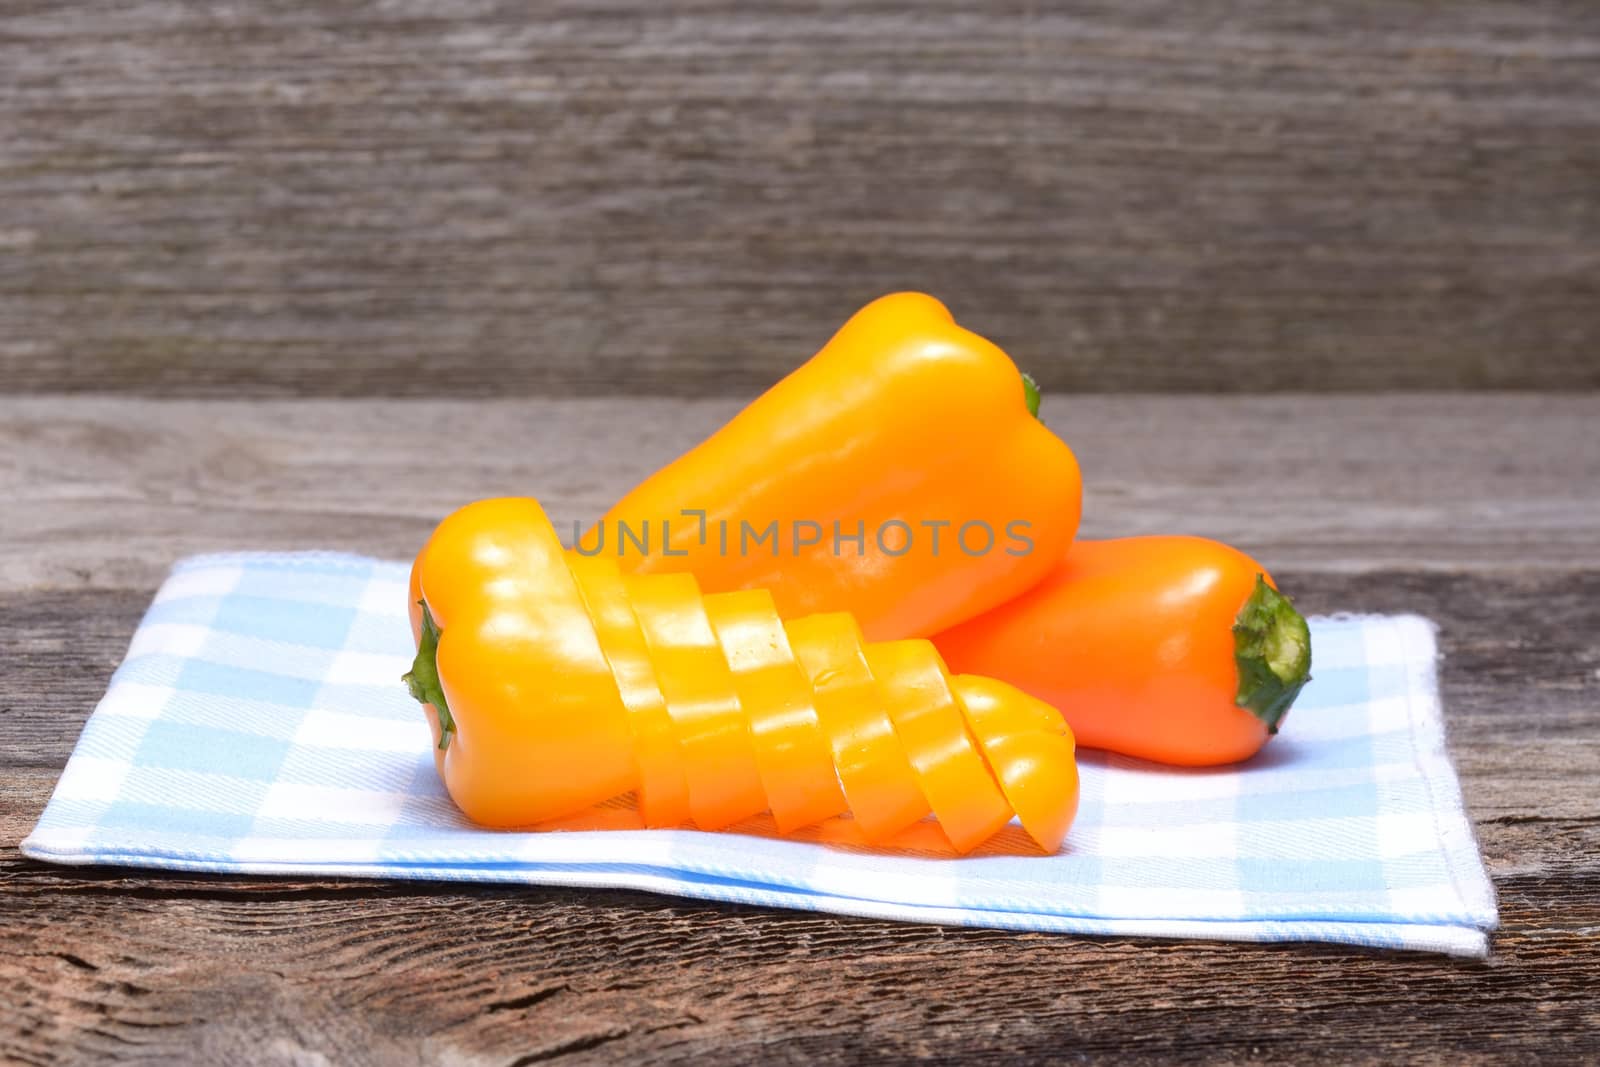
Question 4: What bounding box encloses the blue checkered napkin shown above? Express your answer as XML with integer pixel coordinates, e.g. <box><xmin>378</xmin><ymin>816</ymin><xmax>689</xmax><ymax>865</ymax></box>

<box><xmin>22</xmin><ymin>553</ymin><xmax>1498</xmax><ymax>957</ymax></box>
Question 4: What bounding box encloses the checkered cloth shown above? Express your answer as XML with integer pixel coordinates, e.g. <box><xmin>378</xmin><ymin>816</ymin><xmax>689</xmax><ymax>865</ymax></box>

<box><xmin>22</xmin><ymin>553</ymin><xmax>1498</xmax><ymax>956</ymax></box>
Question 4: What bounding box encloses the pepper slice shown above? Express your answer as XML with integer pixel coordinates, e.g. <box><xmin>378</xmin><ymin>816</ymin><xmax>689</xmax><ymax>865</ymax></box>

<box><xmin>567</xmin><ymin>554</ymin><xmax>689</xmax><ymax>828</ymax></box>
<box><xmin>703</xmin><ymin>589</ymin><xmax>847</xmax><ymax>834</ymax></box>
<box><xmin>864</xmin><ymin>641</ymin><xmax>1013</xmax><ymax>853</ymax></box>
<box><xmin>784</xmin><ymin>613</ymin><xmax>929</xmax><ymax>843</ymax></box>
<box><xmin>628</xmin><ymin>573</ymin><xmax>765</xmax><ymax>831</ymax></box>
<box><xmin>952</xmin><ymin>676</ymin><xmax>1079</xmax><ymax>854</ymax></box>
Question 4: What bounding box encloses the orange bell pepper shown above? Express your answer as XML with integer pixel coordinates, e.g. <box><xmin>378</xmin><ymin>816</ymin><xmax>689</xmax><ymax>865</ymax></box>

<box><xmin>932</xmin><ymin>536</ymin><xmax>1313</xmax><ymax>766</ymax></box>
<box><xmin>583</xmin><ymin>292</ymin><xmax>1083</xmax><ymax>641</ymax></box>
<box><xmin>405</xmin><ymin>497</ymin><xmax>1080</xmax><ymax>854</ymax></box>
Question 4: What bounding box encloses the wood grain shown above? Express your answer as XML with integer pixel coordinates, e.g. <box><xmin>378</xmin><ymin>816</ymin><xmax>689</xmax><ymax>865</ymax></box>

<box><xmin>2</xmin><ymin>393</ymin><xmax>1597</xmax><ymax>594</ymax></box>
<box><xmin>4</xmin><ymin>2</ymin><xmax>1599</xmax><ymax>396</ymax></box>
<box><xmin>4</xmin><ymin>568</ymin><xmax>1598</xmax><ymax>1064</ymax></box>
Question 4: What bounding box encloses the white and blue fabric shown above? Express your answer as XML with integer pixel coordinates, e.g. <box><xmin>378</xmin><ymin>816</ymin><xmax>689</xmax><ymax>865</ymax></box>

<box><xmin>23</xmin><ymin>553</ymin><xmax>1499</xmax><ymax>956</ymax></box>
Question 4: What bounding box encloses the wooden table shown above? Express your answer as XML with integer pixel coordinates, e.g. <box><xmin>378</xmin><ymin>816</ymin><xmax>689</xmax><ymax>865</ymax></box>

<box><xmin>4</xmin><ymin>393</ymin><xmax>1598</xmax><ymax>1063</ymax></box>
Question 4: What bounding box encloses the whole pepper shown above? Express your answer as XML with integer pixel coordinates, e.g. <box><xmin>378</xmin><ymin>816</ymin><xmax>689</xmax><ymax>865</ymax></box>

<box><xmin>932</xmin><ymin>536</ymin><xmax>1313</xmax><ymax>766</ymax></box>
<box><xmin>406</xmin><ymin>497</ymin><xmax>1080</xmax><ymax>854</ymax></box>
<box><xmin>583</xmin><ymin>292</ymin><xmax>1083</xmax><ymax>640</ymax></box>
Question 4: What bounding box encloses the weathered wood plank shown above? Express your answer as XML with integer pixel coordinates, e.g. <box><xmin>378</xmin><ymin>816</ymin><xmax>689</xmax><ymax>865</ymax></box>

<box><xmin>3</xmin><ymin>394</ymin><xmax>1597</xmax><ymax>594</ymax></box>
<box><xmin>4</xmin><ymin>569</ymin><xmax>1597</xmax><ymax>1062</ymax></box>
<box><xmin>2</xmin><ymin>868</ymin><xmax>1595</xmax><ymax>1066</ymax></box>
<box><xmin>3</xmin><ymin>2</ymin><xmax>1598</xmax><ymax>395</ymax></box>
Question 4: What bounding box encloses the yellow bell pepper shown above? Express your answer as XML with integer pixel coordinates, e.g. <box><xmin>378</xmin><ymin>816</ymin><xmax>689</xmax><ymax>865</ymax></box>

<box><xmin>586</xmin><ymin>292</ymin><xmax>1083</xmax><ymax>640</ymax></box>
<box><xmin>406</xmin><ymin>497</ymin><xmax>1080</xmax><ymax>854</ymax></box>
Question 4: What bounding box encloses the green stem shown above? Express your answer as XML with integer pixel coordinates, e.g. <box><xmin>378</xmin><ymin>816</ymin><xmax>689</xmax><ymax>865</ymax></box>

<box><xmin>1021</xmin><ymin>371</ymin><xmax>1041</xmax><ymax>419</ymax></box>
<box><xmin>402</xmin><ymin>600</ymin><xmax>455</xmax><ymax>751</ymax></box>
<box><xmin>1232</xmin><ymin>576</ymin><xmax>1312</xmax><ymax>734</ymax></box>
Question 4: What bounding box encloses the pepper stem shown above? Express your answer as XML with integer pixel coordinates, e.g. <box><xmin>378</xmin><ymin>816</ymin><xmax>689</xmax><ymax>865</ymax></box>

<box><xmin>1232</xmin><ymin>576</ymin><xmax>1312</xmax><ymax>734</ymax></box>
<box><xmin>402</xmin><ymin>600</ymin><xmax>456</xmax><ymax>751</ymax></box>
<box><xmin>1021</xmin><ymin>372</ymin><xmax>1041</xmax><ymax>418</ymax></box>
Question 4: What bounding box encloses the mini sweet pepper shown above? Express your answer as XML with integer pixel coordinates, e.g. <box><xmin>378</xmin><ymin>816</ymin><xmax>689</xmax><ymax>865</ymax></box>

<box><xmin>933</xmin><ymin>536</ymin><xmax>1313</xmax><ymax>766</ymax></box>
<box><xmin>584</xmin><ymin>292</ymin><xmax>1083</xmax><ymax>640</ymax></box>
<box><xmin>406</xmin><ymin>497</ymin><xmax>1080</xmax><ymax>854</ymax></box>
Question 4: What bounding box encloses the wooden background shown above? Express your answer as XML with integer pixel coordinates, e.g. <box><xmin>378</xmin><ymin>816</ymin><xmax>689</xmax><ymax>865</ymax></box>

<box><xmin>4</xmin><ymin>2</ymin><xmax>1599</xmax><ymax>1063</ymax></box>
<box><xmin>3</xmin><ymin>0</ymin><xmax>1598</xmax><ymax>396</ymax></box>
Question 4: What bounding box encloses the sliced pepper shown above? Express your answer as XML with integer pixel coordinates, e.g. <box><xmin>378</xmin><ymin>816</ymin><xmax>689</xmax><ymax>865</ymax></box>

<box><xmin>407</xmin><ymin>497</ymin><xmax>1080</xmax><ymax>853</ymax></box>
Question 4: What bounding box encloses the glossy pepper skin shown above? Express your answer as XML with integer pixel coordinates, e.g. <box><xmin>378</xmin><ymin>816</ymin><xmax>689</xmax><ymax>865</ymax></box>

<box><xmin>406</xmin><ymin>498</ymin><xmax>1080</xmax><ymax>854</ymax></box>
<box><xmin>932</xmin><ymin>537</ymin><xmax>1313</xmax><ymax>767</ymax></box>
<box><xmin>584</xmin><ymin>292</ymin><xmax>1083</xmax><ymax>641</ymax></box>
